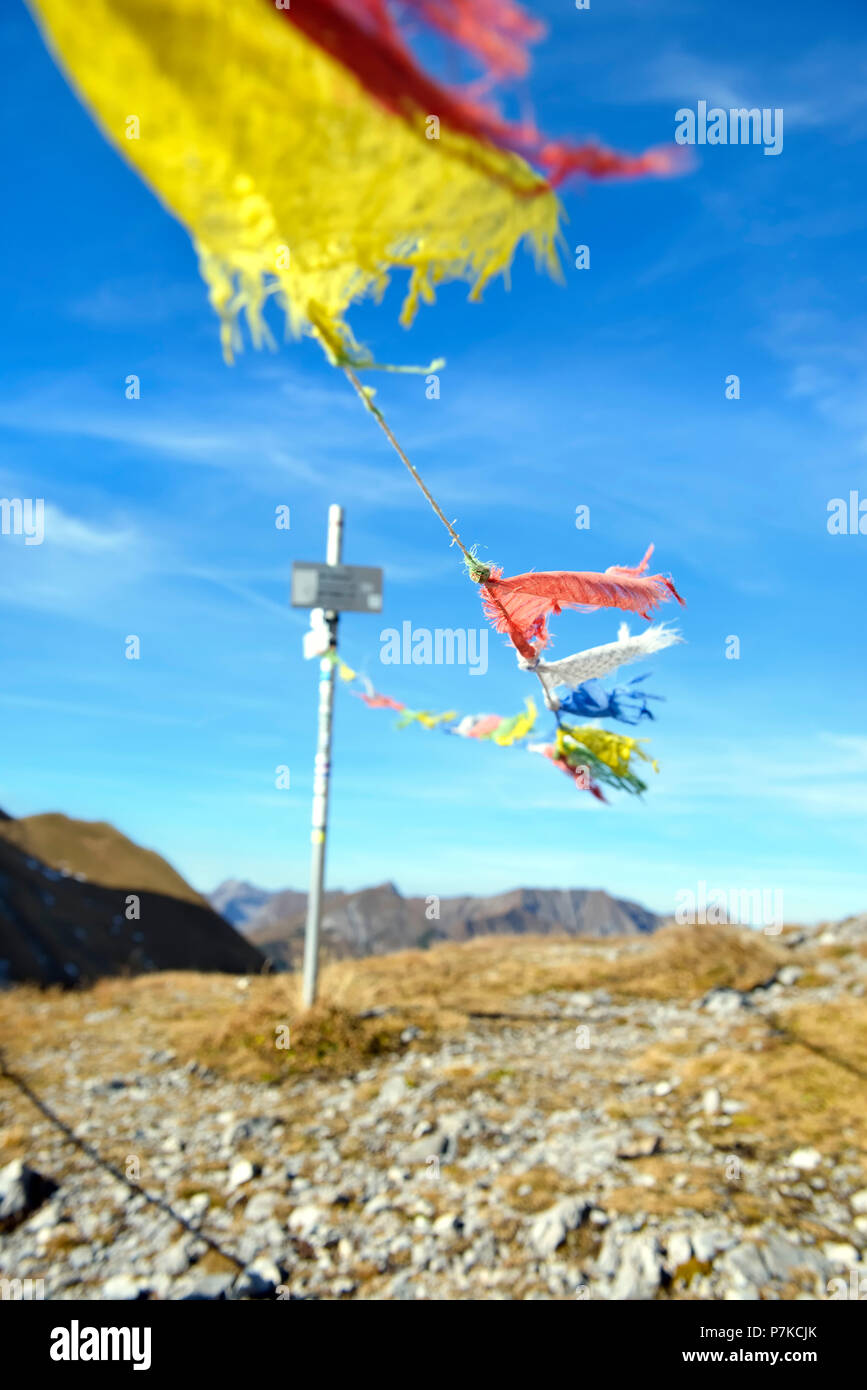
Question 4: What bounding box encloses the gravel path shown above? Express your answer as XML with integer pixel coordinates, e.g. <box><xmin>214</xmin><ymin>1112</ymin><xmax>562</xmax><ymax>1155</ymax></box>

<box><xmin>2</xmin><ymin>922</ymin><xmax>866</xmax><ymax>1300</ymax></box>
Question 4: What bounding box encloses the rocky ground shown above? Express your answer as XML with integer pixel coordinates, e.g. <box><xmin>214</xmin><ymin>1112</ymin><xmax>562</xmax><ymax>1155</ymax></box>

<box><xmin>1</xmin><ymin>919</ymin><xmax>866</xmax><ymax>1300</ymax></box>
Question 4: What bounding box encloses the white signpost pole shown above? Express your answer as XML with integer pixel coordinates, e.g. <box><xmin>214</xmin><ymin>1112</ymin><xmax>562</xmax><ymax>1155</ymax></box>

<box><xmin>301</xmin><ymin>504</ymin><xmax>344</xmax><ymax>1008</ymax></box>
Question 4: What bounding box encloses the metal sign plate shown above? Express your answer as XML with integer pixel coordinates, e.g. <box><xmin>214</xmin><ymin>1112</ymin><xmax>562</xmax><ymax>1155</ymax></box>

<box><xmin>291</xmin><ymin>562</ymin><xmax>383</xmax><ymax>613</ymax></box>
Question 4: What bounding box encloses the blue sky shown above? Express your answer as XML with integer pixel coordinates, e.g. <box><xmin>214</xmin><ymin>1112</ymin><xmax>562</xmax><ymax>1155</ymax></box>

<box><xmin>1</xmin><ymin>0</ymin><xmax>866</xmax><ymax>921</ymax></box>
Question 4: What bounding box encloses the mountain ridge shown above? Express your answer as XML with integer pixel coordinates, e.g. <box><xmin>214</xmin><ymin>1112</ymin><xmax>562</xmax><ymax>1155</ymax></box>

<box><xmin>0</xmin><ymin>812</ymin><xmax>205</xmax><ymax>906</ymax></box>
<box><xmin>0</xmin><ymin>811</ymin><xmax>263</xmax><ymax>986</ymax></box>
<box><xmin>211</xmin><ymin>878</ymin><xmax>665</xmax><ymax>971</ymax></box>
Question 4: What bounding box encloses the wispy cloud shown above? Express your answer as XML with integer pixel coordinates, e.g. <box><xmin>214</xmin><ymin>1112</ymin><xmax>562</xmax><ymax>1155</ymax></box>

<box><xmin>43</xmin><ymin>504</ymin><xmax>137</xmax><ymax>553</ymax></box>
<box><xmin>66</xmin><ymin>276</ymin><xmax>205</xmax><ymax>328</ymax></box>
<box><xmin>612</xmin><ymin>40</ymin><xmax>867</xmax><ymax>136</ymax></box>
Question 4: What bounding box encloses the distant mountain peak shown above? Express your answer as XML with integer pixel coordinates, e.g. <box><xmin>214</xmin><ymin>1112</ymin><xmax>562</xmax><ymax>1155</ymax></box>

<box><xmin>227</xmin><ymin>881</ymin><xmax>663</xmax><ymax>971</ymax></box>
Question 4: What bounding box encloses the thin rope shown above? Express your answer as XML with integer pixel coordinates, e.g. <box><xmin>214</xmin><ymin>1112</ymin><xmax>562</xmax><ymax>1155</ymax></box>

<box><xmin>340</xmin><ymin>365</ymin><xmax>553</xmax><ymax>705</ymax></box>
<box><xmin>342</xmin><ymin>366</ymin><xmax>475</xmax><ymax>562</ymax></box>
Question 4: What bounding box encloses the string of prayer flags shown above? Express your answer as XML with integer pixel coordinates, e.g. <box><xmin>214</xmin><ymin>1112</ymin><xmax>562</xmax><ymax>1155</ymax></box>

<box><xmin>318</xmin><ymin>650</ymin><xmax>366</xmax><ymax>683</ymax></box>
<box><xmin>310</xmin><ymin>641</ymin><xmax>661</xmax><ymax>801</ymax></box>
<box><xmin>472</xmin><ymin>546</ymin><xmax>684</xmax><ymax>659</ymax></box>
<box><xmin>320</xmin><ymin>649</ymin><xmax>542</xmax><ymax>751</ymax></box>
<box><xmin>446</xmin><ymin>699</ymin><xmax>538</xmax><ymax>744</ymax></box>
<box><xmin>452</xmin><ymin>714</ymin><xmax>505</xmax><ymax>741</ymax></box>
<box><xmin>492</xmin><ymin>698</ymin><xmax>538</xmax><ymax>746</ymax></box>
<box><xmin>28</xmin><ymin>0</ymin><xmax>678</xmax><ymax>366</ymax></box>
<box><xmin>396</xmin><ymin>709</ymin><xmax>459</xmax><ymax>730</ymax></box>
<box><xmin>32</xmin><ymin>0</ymin><xmax>685</xmax><ymax>795</ymax></box>
<box><xmin>30</xmin><ymin>0</ymin><xmax>690</xmax><ymax>814</ymax></box>
<box><xmin>554</xmin><ymin>674</ymin><xmax>662</xmax><ymax>724</ymax></box>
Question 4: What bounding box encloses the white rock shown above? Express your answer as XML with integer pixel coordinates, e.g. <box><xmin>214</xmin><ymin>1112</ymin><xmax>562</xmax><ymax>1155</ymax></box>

<box><xmin>692</xmin><ymin>1227</ymin><xmax>732</xmax><ymax>1262</ymax></box>
<box><xmin>702</xmin><ymin>989</ymin><xmax>749</xmax><ymax>1017</ymax></box>
<box><xmin>155</xmin><ymin>1238</ymin><xmax>193</xmax><ymax>1277</ymax></box>
<box><xmin>26</xmin><ymin>1199</ymin><xmax>63</xmax><ymax>1232</ymax></box>
<box><xmin>103</xmin><ymin>1274</ymin><xmax>148</xmax><ymax>1300</ymax></box>
<box><xmin>178</xmin><ymin>1272</ymin><xmax>235</xmax><ymax>1301</ymax></box>
<box><xmin>227</xmin><ymin>1159</ymin><xmax>259</xmax><ymax>1193</ymax></box>
<box><xmin>665</xmin><ymin>1232</ymin><xmax>693</xmax><ymax>1272</ymax></box>
<box><xmin>234</xmin><ymin>1257</ymin><xmax>281</xmax><ymax>1298</ymax></box>
<box><xmin>760</xmin><ymin>1229</ymin><xmax>826</xmax><ymax>1280</ymax></box>
<box><xmin>288</xmin><ymin>1204</ymin><xmax>326</xmax><ymax>1240</ymax></box>
<box><xmin>702</xmin><ymin>1087</ymin><xmax>722</xmax><ymax>1117</ymax></box>
<box><xmin>529</xmin><ymin>1197</ymin><xmax>587</xmax><ymax>1257</ymax></box>
<box><xmin>850</xmin><ymin>1189</ymin><xmax>867</xmax><ymax>1215</ymax></box>
<box><xmin>718</xmin><ymin>1242</ymin><xmax>767</xmax><ymax>1288</ymax></box>
<box><xmin>377</xmin><ymin>1075</ymin><xmax>407</xmax><ymax>1108</ymax></box>
<box><xmin>823</xmin><ymin>1242</ymin><xmax>859</xmax><ymax>1265</ymax></box>
<box><xmin>609</xmin><ymin>1232</ymin><xmax>662</xmax><ymax>1300</ymax></box>
<box><xmin>788</xmin><ymin>1147</ymin><xmax>823</xmax><ymax>1172</ymax></box>
<box><xmin>433</xmin><ymin>1212</ymin><xmax>462</xmax><ymax>1237</ymax></box>
<box><xmin>244</xmin><ymin>1191</ymin><xmax>279</xmax><ymax>1224</ymax></box>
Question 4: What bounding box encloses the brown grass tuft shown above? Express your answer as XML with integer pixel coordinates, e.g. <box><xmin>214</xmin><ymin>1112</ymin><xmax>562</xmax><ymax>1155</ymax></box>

<box><xmin>598</xmin><ymin>923</ymin><xmax>785</xmax><ymax>1000</ymax></box>
<box><xmin>187</xmin><ymin>999</ymin><xmax>412</xmax><ymax>1081</ymax></box>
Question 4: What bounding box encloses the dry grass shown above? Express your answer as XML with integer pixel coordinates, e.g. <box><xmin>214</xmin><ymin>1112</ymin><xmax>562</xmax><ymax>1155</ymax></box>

<box><xmin>0</xmin><ymin>925</ymin><xmax>788</xmax><ymax>1084</ymax></box>
<box><xmin>630</xmin><ymin>997</ymin><xmax>867</xmax><ymax>1169</ymax></box>
<box><xmin>495</xmin><ymin>1166</ymin><xmax>575</xmax><ymax>1214</ymax></box>
<box><xmin>315</xmin><ymin>924</ymin><xmax>783</xmax><ymax>1011</ymax></box>
<box><xmin>598</xmin><ymin>923</ymin><xmax>785</xmax><ymax>1000</ymax></box>
<box><xmin>172</xmin><ymin>924</ymin><xmax>784</xmax><ymax>1081</ymax></box>
<box><xmin>189</xmin><ymin>1001</ymin><xmax>415</xmax><ymax>1082</ymax></box>
<box><xmin>0</xmin><ymin>1122</ymin><xmax>29</xmax><ymax>1161</ymax></box>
